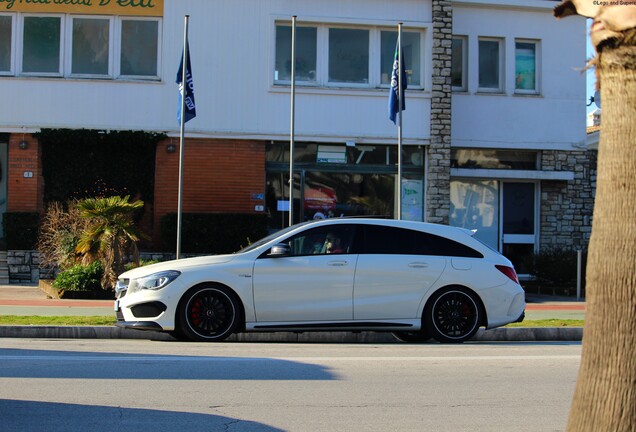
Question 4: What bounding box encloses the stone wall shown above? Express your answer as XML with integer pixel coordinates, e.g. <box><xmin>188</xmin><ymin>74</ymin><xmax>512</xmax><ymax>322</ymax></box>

<box><xmin>427</xmin><ymin>0</ymin><xmax>452</xmax><ymax>224</ymax></box>
<box><xmin>8</xmin><ymin>251</ymin><xmax>42</xmax><ymax>283</ymax></box>
<box><xmin>6</xmin><ymin>251</ymin><xmax>194</xmax><ymax>283</ymax></box>
<box><xmin>540</xmin><ymin>149</ymin><xmax>597</xmax><ymax>250</ymax></box>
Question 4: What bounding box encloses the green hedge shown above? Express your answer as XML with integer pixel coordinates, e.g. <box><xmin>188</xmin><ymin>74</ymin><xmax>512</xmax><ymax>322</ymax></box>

<box><xmin>37</xmin><ymin>129</ymin><xmax>163</xmax><ymax>204</ymax></box>
<box><xmin>160</xmin><ymin>213</ymin><xmax>268</xmax><ymax>254</ymax></box>
<box><xmin>533</xmin><ymin>247</ymin><xmax>583</xmax><ymax>288</ymax></box>
<box><xmin>4</xmin><ymin>212</ymin><xmax>40</xmax><ymax>250</ymax></box>
<box><xmin>54</xmin><ymin>261</ymin><xmax>104</xmax><ymax>291</ymax></box>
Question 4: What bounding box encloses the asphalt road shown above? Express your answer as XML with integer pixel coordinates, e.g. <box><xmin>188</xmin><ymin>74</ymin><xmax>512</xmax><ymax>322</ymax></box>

<box><xmin>0</xmin><ymin>339</ymin><xmax>581</xmax><ymax>432</ymax></box>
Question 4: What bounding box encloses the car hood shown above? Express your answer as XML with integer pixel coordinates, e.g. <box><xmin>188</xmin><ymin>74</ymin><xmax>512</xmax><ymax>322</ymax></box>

<box><xmin>119</xmin><ymin>254</ymin><xmax>238</xmax><ymax>279</ymax></box>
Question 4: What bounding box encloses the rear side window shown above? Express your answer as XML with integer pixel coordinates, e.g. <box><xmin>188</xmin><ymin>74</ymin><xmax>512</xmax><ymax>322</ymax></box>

<box><xmin>416</xmin><ymin>232</ymin><xmax>483</xmax><ymax>258</ymax></box>
<box><xmin>361</xmin><ymin>225</ymin><xmax>417</xmax><ymax>254</ymax></box>
<box><xmin>361</xmin><ymin>225</ymin><xmax>482</xmax><ymax>258</ymax></box>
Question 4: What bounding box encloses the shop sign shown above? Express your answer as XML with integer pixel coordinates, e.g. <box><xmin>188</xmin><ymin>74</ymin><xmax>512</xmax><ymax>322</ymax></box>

<box><xmin>0</xmin><ymin>0</ymin><xmax>164</xmax><ymax>17</ymax></box>
<box><xmin>402</xmin><ymin>179</ymin><xmax>423</xmax><ymax>222</ymax></box>
<box><xmin>317</xmin><ymin>145</ymin><xmax>346</xmax><ymax>164</ymax></box>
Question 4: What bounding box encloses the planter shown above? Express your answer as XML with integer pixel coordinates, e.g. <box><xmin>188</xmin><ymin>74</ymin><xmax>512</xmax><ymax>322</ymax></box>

<box><xmin>38</xmin><ymin>279</ymin><xmax>115</xmax><ymax>300</ymax></box>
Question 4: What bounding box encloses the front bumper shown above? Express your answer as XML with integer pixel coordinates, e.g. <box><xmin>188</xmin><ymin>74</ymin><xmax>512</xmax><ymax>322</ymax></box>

<box><xmin>114</xmin><ymin>286</ymin><xmax>179</xmax><ymax>332</ymax></box>
<box><xmin>115</xmin><ymin>321</ymin><xmax>164</xmax><ymax>331</ymax></box>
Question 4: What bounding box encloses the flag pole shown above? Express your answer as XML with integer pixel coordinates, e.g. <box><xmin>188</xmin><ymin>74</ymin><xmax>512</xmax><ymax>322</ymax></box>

<box><xmin>288</xmin><ymin>15</ymin><xmax>297</xmax><ymax>227</ymax></box>
<box><xmin>397</xmin><ymin>22</ymin><xmax>403</xmax><ymax>220</ymax></box>
<box><xmin>176</xmin><ymin>15</ymin><xmax>189</xmax><ymax>259</ymax></box>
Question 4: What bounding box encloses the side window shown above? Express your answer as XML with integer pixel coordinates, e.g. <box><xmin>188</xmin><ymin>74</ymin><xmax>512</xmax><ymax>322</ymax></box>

<box><xmin>285</xmin><ymin>225</ymin><xmax>355</xmax><ymax>256</ymax></box>
<box><xmin>416</xmin><ymin>232</ymin><xmax>483</xmax><ymax>258</ymax></box>
<box><xmin>361</xmin><ymin>225</ymin><xmax>417</xmax><ymax>254</ymax></box>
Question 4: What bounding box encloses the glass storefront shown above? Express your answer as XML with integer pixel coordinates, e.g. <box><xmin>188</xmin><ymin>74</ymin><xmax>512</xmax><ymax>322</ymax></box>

<box><xmin>265</xmin><ymin>142</ymin><xmax>425</xmax><ymax>230</ymax></box>
<box><xmin>450</xmin><ymin>180</ymin><xmax>499</xmax><ymax>248</ymax></box>
<box><xmin>451</xmin><ymin>149</ymin><xmax>538</xmax><ymax>170</ymax></box>
<box><xmin>450</xmin><ymin>178</ymin><xmax>538</xmax><ymax>275</ymax></box>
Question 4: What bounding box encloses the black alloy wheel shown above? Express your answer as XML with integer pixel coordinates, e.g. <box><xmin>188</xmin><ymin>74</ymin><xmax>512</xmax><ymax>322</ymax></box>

<box><xmin>178</xmin><ymin>286</ymin><xmax>240</xmax><ymax>342</ymax></box>
<box><xmin>425</xmin><ymin>288</ymin><xmax>481</xmax><ymax>343</ymax></box>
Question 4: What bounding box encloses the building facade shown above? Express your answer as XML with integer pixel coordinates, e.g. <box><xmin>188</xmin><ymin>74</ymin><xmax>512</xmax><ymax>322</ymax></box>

<box><xmin>0</xmin><ymin>0</ymin><xmax>593</xmax><ymax>276</ymax></box>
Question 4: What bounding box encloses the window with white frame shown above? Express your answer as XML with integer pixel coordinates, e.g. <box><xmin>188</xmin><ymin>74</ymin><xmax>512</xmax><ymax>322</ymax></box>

<box><xmin>380</xmin><ymin>30</ymin><xmax>421</xmax><ymax>87</ymax></box>
<box><xmin>120</xmin><ymin>18</ymin><xmax>159</xmax><ymax>78</ymax></box>
<box><xmin>515</xmin><ymin>39</ymin><xmax>539</xmax><ymax>94</ymax></box>
<box><xmin>328</xmin><ymin>28</ymin><xmax>369</xmax><ymax>84</ymax></box>
<box><xmin>275</xmin><ymin>25</ymin><xmax>317</xmax><ymax>83</ymax></box>
<box><xmin>71</xmin><ymin>16</ymin><xmax>111</xmax><ymax>76</ymax></box>
<box><xmin>22</xmin><ymin>15</ymin><xmax>63</xmax><ymax>75</ymax></box>
<box><xmin>478</xmin><ymin>37</ymin><xmax>503</xmax><ymax>92</ymax></box>
<box><xmin>274</xmin><ymin>22</ymin><xmax>424</xmax><ymax>89</ymax></box>
<box><xmin>0</xmin><ymin>14</ymin><xmax>13</xmax><ymax>74</ymax></box>
<box><xmin>451</xmin><ymin>36</ymin><xmax>467</xmax><ymax>92</ymax></box>
<box><xmin>4</xmin><ymin>13</ymin><xmax>160</xmax><ymax>79</ymax></box>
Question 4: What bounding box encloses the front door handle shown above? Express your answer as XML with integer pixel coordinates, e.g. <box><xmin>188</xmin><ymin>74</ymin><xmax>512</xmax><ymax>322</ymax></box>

<box><xmin>328</xmin><ymin>261</ymin><xmax>348</xmax><ymax>267</ymax></box>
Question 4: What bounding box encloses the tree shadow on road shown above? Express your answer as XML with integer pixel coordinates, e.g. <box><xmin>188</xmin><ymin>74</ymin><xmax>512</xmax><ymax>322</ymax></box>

<box><xmin>0</xmin><ymin>399</ymin><xmax>284</xmax><ymax>432</ymax></box>
<box><xmin>0</xmin><ymin>348</ymin><xmax>339</xmax><ymax>380</ymax></box>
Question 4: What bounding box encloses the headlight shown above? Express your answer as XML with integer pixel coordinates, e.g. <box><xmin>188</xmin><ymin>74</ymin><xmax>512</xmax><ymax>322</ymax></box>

<box><xmin>135</xmin><ymin>270</ymin><xmax>181</xmax><ymax>291</ymax></box>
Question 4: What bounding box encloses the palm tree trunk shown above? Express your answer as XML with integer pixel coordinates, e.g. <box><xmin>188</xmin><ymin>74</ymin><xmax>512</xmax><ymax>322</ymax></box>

<box><xmin>567</xmin><ymin>42</ymin><xmax>636</xmax><ymax>431</ymax></box>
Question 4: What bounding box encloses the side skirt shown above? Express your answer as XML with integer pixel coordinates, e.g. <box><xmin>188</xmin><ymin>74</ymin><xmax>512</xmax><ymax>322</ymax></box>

<box><xmin>247</xmin><ymin>320</ymin><xmax>419</xmax><ymax>332</ymax></box>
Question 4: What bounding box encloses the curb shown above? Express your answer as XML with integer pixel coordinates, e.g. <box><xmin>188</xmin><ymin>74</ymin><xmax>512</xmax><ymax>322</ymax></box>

<box><xmin>0</xmin><ymin>326</ymin><xmax>583</xmax><ymax>342</ymax></box>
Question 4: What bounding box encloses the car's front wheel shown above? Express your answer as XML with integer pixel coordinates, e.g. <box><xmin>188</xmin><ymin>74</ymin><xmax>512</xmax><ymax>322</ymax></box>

<box><xmin>177</xmin><ymin>285</ymin><xmax>241</xmax><ymax>342</ymax></box>
<box><xmin>425</xmin><ymin>287</ymin><xmax>482</xmax><ymax>343</ymax></box>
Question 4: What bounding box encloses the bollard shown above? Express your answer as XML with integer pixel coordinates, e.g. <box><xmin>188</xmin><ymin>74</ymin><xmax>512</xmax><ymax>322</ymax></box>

<box><xmin>576</xmin><ymin>249</ymin><xmax>582</xmax><ymax>301</ymax></box>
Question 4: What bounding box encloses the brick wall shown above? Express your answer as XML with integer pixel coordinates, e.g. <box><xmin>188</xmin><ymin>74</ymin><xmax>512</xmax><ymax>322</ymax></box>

<box><xmin>153</xmin><ymin>138</ymin><xmax>266</xmax><ymax>244</ymax></box>
<box><xmin>7</xmin><ymin>134</ymin><xmax>44</xmax><ymax>213</ymax></box>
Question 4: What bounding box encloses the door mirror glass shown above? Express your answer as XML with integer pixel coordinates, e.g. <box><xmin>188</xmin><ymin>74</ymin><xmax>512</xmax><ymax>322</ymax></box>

<box><xmin>268</xmin><ymin>243</ymin><xmax>291</xmax><ymax>257</ymax></box>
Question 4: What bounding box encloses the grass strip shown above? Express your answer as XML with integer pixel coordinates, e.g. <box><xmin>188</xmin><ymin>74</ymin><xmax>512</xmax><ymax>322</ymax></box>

<box><xmin>506</xmin><ymin>319</ymin><xmax>584</xmax><ymax>328</ymax></box>
<box><xmin>0</xmin><ymin>316</ymin><xmax>117</xmax><ymax>326</ymax></box>
<box><xmin>0</xmin><ymin>316</ymin><xmax>583</xmax><ymax>328</ymax></box>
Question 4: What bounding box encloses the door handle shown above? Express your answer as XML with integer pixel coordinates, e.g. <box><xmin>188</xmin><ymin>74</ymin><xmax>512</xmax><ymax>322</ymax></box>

<box><xmin>328</xmin><ymin>261</ymin><xmax>348</xmax><ymax>267</ymax></box>
<box><xmin>408</xmin><ymin>262</ymin><xmax>429</xmax><ymax>268</ymax></box>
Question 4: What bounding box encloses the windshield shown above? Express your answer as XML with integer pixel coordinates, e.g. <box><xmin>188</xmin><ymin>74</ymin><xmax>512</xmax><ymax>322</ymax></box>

<box><xmin>238</xmin><ymin>222</ymin><xmax>313</xmax><ymax>253</ymax></box>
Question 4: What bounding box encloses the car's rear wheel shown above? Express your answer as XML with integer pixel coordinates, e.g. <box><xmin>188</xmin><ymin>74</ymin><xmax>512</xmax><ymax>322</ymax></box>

<box><xmin>392</xmin><ymin>330</ymin><xmax>432</xmax><ymax>343</ymax></box>
<box><xmin>425</xmin><ymin>287</ymin><xmax>482</xmax><ymax>343</ymax></box>
<box><xmin>177</xmin><ymin>285</ymin><xmax>240</xmax><ymax>342</ymax></box>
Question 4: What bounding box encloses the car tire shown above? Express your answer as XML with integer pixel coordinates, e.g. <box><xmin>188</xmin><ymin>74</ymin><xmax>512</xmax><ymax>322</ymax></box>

<box><xmin>425</xmin><ymin>287</ymin><xmax>482</xmax><ymax>344</ymax></box>
<box><xmin>392</xmin><ymin>330</ymin><xmax>432</xmax><ymax>343</ymax></box>
<box><xmin>177</xmin><ymin>285</ymin><xmax>241</xmax><ymax>342</ymax></box>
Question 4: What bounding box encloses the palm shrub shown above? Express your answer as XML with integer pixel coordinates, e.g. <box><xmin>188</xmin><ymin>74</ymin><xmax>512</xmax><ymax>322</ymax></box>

<box><xmin>75</xmin><ymin>195</ymin><xmax>145</xmax><ymax>290</ymax></box>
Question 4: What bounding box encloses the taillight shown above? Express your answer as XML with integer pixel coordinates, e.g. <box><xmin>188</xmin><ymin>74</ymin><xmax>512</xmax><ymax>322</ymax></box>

<box><xmin>496</xmin><ymin>265</ymin><xmax>519</xmax><ymax>284</ymax></box>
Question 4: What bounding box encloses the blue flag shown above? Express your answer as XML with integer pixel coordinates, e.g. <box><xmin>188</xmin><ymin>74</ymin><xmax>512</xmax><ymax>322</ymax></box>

<box><xmin>177</xmin><ymin>40</ymin><xmax>196</xmax><ymax>124</ymax></box>
<box><xmin>388</xmin><ymin>39</ymin><xmax>407</xmax><ymax>124</ymax></box>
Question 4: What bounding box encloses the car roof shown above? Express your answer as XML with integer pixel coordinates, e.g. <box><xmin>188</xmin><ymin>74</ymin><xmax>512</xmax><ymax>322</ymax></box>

<box><xmin>296</xmin><ymin>217</ymin><xmax>475</xmax><ymax>239</ymax></box>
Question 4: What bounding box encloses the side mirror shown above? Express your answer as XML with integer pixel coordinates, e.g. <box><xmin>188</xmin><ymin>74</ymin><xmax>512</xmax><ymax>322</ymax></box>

<box><xmin>268</xmin><ymin>243</ymin><xmax>291</xmax><ymax>257</ymax></box>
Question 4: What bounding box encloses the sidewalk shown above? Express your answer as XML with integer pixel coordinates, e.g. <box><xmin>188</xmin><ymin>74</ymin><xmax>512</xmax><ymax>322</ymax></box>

<box><xmin>0</xmin><ymin>284</ymin><xmax>114</xmax><ymax>316</ymax></box>
<box><xmin>0</xmin><ymin>284</ymin><xmax>585</xmax><ymax>342</ymax></box>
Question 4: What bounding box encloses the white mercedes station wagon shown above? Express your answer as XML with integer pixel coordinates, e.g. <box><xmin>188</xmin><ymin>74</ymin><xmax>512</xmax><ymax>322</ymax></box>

<box><xmin>115</xmin><ymin>218</ymin><xmax>525</xmax><ymax>343</ymax></box>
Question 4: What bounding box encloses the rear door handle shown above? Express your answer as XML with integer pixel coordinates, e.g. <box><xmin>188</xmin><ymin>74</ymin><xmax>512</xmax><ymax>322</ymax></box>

<box><xmin>408</xmin><ymin>262</ymin><xmax>429</xmax><ymax>268</ymax></box>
